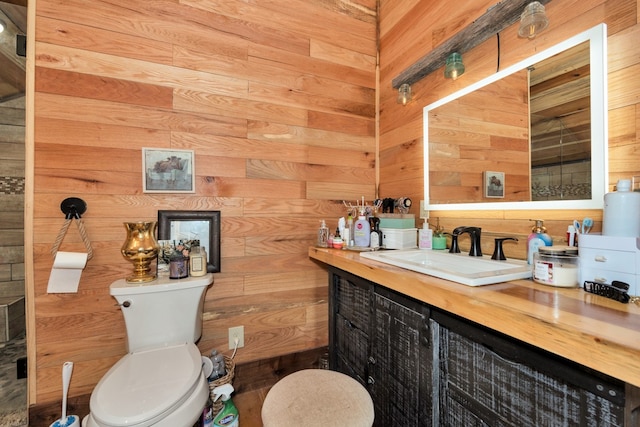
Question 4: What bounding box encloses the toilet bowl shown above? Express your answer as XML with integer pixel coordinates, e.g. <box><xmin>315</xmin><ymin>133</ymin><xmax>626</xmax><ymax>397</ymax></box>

<box><xmin>82</xmin><ymin>274</ymin><xmax>213</xmax><ymax>427</ymax></box>
<box><xmin>83</xmin><ymin>343</ymin><xmax>208</xmax><ymax>427</ymax></box>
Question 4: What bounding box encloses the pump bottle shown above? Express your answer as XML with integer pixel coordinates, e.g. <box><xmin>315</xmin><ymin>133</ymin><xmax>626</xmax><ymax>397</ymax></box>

<box><xmin>353</xmin><ymin>209</ymin><xmax>371</xmax><ymax>247</ymax></box>
<box><xmin>527</xmin><ymin>219</ymin><xmax>553</xmax><ymax>264</ymax></box>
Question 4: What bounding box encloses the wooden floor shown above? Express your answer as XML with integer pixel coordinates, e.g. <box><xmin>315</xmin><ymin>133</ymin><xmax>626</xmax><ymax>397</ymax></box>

<box><xmin>234</xmin><ymin>385</ymin><xmax>271</xmax><ymax>427</ymax></box>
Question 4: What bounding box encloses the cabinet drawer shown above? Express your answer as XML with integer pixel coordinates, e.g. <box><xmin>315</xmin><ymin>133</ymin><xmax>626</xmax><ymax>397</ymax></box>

<box><xmin>579</xmin><ymin>248</ymin><xmax>637</xmax><ymax>274</ymax></box>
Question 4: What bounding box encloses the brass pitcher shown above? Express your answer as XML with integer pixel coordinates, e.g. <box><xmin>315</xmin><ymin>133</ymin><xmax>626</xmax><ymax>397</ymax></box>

<box><xmin>121</xmin><ymin>221</ymin><xmax>160</xmax><ymax>283</ymax></box>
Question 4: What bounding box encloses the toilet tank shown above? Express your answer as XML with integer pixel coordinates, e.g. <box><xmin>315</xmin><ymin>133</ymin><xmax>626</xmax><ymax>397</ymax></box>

<box><xmin>110</xmin><ymin>274</ymin><xmax>213</xmax><ymax>353</ymax></box>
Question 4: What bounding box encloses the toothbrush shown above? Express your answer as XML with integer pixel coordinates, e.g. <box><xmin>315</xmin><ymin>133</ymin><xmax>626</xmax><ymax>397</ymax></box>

<box><xmin>582</xmin><ymin>217</ymin><xmax>593</xmax><ymax>234</ymax></box>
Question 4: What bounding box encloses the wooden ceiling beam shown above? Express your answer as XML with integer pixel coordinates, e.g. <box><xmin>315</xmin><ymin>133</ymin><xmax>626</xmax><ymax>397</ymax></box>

<box><xmin>392</xmin><ymin>0</ymin><xmax>552</xmax><ymax>88</ymax></box>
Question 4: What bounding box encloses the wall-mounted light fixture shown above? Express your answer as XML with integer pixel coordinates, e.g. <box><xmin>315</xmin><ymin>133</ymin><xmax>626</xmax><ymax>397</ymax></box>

<box><xmin>0</xmin><ymin>19</ymin><xmax>6</xmax><ymax>33</ymax></box>
<box><xmin>391</xmin><ymin>0</ymin><xmax>552</xmax><ymax>90</ymax></box>
<box><xmin>444</xmin><ymin>53</ymin><xmax>465</xmax><ymax>80</ymax></box>
<box><xmin>397</xmin><ymin>83</ymin><xmax>412</xmax><ymax>105</ymax></box>
<box><xmin>518</xmin><ymin>1</ymin><xmax>549</xmax><ymax>39</ymax></box>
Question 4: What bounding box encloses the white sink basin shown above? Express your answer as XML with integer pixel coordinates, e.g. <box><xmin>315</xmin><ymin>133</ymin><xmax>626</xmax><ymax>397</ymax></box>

<box><xmin>360</xmin><ymin>249</ymin><xmax>532</xmax><ymax>286</ymax></box>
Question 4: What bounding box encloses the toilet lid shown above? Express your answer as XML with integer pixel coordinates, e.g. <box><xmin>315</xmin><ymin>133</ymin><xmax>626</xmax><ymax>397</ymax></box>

<box><xmin>90</xmin><ymin>343</ymin><xmax>203</xmax><ymax>427</ymax></box>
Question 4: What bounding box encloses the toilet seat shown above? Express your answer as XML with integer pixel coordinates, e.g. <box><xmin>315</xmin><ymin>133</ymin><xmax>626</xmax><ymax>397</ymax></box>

<box><xmin>90</xmin><ymin>343</ymin><xmax>204</xmax><ymax>427</ymax></box>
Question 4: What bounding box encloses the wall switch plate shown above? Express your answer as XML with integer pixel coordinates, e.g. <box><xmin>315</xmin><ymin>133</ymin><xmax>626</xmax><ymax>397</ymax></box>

<box><xmin>228</xmin><ymin>326</ymin><xmax>244</xmax><ymax>350</ymax></box>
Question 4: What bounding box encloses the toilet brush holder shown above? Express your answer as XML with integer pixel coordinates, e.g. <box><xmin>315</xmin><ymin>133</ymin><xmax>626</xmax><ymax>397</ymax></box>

<box><xmin>208</xmin><ymin>355</ymin><xmax>235</xmax><ymax>416</ymax></box>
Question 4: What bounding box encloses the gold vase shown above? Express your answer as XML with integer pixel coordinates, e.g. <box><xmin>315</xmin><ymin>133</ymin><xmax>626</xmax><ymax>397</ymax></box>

<box><xmin>121</xmin><ymin>221</ymin><xmax>160</xmax><ymax>283</ymax></box>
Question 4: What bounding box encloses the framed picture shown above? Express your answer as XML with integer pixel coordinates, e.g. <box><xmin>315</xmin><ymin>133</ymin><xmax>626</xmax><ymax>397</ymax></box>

<box><xmin>143</xmin><ymin>148</ymin><xmax>195</xmax><ymax>193</ymax></box>
<box><xmin>484</xmin><ymin>171</ymin><xmax>505</xmax><ymax>198</ymax></box>
<box><xmin>157</xmin><ymin>210</ymin><xmax>221</xmax><ymax>273</ymax></box>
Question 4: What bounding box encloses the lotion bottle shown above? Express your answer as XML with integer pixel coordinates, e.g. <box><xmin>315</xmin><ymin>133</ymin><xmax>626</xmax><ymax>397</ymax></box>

<box><xmin>527</xmin><ymin>219</ymin><xmax>552</xmax><ymax>264</ymax></box>
<box><xmin>418</xmin><ymin>220</ymin><xmax>433</xmax><ymax>249</ymax></box>
<box><xmin>353</xmin><ymin>208</ymin><xmax>370</xmax><ymax>247</ymax></box>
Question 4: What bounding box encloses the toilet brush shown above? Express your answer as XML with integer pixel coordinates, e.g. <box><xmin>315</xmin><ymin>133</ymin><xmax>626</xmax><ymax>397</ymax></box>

<box><xmin>50</xmin><ymin>362</ymin><xmax>80</xmax><ymax>427</ymax></box>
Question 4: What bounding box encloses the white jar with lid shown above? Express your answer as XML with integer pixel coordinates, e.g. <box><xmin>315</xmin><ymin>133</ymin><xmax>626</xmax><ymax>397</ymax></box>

<box><xmin>603</xmin><ymin>179</ymin><xmax>640</xmax><ymax>237</ymax></box>
<box><xmin>533</xmin><ymin>246</ymin><xmax>580</xmax><ymax>287</ymax></box>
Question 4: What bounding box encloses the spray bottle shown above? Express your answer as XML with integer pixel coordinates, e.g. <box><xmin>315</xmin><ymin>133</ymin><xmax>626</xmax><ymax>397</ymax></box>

<box><xmin>212</xmin><ymin>384</ymin><xmax>239</xmax><ymax>427</ymax></box>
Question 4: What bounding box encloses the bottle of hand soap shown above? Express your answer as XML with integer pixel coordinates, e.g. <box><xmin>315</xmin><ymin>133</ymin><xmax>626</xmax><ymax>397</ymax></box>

<box><xmin>527</xmin><ymin>219</ymin><xmax>552</xmax><ymax>264</ymax></box>
<box><xmin>418</xmin><ymin>220</ymin><xmax>433</xmax><ymax>249</ymax></box>
<box><xmin>353</xmin><ymin>208</ymin><xmax>370</xmax><ymax>247</ymax></box>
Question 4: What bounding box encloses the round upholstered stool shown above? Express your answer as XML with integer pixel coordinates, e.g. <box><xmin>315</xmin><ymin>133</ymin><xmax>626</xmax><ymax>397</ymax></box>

<box><xmin>261</xmin><ymin>369</ymin><xmax>374</xmax><ymax>427</ymax></box>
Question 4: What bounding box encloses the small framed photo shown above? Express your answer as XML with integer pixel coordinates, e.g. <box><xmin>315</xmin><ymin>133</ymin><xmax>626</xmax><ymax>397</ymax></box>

<box><xmin>143</xmin><ymin>148</ymin><xmax>195</xmax><ymax>193</ymax></box>
<box><xmin>484</xmin><ymin>171</ymin><xmax>505</xmax><ymax>198</ymax></box>
<box><xmin>158</xmin><ymin>210</ymin><xmax>221</xmax><ymax>273</ymax></box>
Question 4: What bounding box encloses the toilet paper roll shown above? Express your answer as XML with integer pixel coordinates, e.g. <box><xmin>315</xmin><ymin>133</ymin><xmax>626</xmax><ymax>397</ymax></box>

<box><xmin>47</xmin><ymin>251</ymin><xmax>89</xmax><ymax>294</ymax></box>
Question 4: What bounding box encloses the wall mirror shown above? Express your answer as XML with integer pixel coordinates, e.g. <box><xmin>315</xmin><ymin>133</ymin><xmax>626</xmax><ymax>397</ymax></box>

<box><xmin>423</xmin><ymin>24</ymin><xmax>607</xmax><ymax>211</ymax></box>
<box><xmin>158</xmin><ymin>210</ymin><xmax>221</xmax><ymax>272</ymax></box>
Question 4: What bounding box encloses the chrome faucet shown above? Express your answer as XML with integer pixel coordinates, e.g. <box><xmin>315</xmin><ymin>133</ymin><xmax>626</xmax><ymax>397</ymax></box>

<box><xmin>449</xmin><ymin>226</ymin><xmax>482</xmax><ymax>256</ymax></box>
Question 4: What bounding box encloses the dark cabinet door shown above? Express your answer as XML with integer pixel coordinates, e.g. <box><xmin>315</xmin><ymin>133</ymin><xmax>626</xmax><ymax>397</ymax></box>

<box><xmin>329</xmin><ymin>268</ymin><xmax>432</xmax><ymax>426</ymax></box>
<box><xmin>433</xmin><ymin>310</ymin><xmax>626</xmax><ymax>427</ymax></box>
<box><xmin>330</xmin><ymin>268</ymin><xmax>372</xmax><ymax>385</ymax></box>
<box><xmin>369</xmin><ymin>287</ymin><xmax>432</xmax><ymax>426</ymax></box>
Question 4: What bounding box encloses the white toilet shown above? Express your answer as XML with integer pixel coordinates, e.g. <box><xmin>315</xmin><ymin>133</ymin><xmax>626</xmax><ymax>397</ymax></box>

<box><xmin>82</xmin><ymin>274</ymin><xmax>213</xmax><ymax>427</ymax></box>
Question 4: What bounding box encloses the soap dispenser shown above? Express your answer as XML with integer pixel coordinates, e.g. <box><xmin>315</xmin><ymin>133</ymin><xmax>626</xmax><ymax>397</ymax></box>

<box><xmin>353</xmin><ymin>206</ymin><xmax>371</xmax><ymax>247</ymax></box>
<box><xmin>418</xmin><ymin>220</ymin><xmax>433</xmax><ymax>249</ymax></box>
<box><xmin>527</xmin><ymin>219</ymin><xmax>552</xmax><ymax>264</ymax></box>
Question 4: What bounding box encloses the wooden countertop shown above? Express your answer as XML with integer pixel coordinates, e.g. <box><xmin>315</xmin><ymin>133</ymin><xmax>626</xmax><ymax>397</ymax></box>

<box><xmin>309</xmin><ymin>247</ymin><xmax>640</xmax><ymax>388</ymax></box>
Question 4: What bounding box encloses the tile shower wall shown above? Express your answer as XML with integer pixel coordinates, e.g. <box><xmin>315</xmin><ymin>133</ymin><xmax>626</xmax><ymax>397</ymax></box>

<box><xmin>0</xmin><ymin>96</ymin><xmax>25</xmax><ymax>340</ymax></box>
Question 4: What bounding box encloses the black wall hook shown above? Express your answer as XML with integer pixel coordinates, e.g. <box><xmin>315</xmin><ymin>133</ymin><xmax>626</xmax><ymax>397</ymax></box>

<box><xmin>60</xmin><ymin>197</ymin><xmax>87</xmax><ymax>219</ymax></box>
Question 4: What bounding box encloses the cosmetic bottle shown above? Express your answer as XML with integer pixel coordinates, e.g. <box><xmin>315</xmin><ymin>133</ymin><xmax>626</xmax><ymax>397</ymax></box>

<box><xmin>369</xmin><ymin>217</ymin><xmax>382</xmax><ymax>249</ymax></box>
<box><xmin>347</xmin><ymin>214</ymin><xmax>355</xmax><ymax>247</ymax></box>
<box><xmin>418</xmin><ymin>221</ymin><xmax>433</xmax><ymax>249</ymax></box>
<box><xmin>527</xmin><ymin>219</ymin><xmax>553</xmax><ymax>264</ymax></box>
<box><xmin>353</xmin><ymin>209</ymin><xmax>371</xmax><ymax>247</ymax></box>
<box><xmin>317</xmin><ymin>220</ymin><xmax>329</xmax><ymax>248</ymax></box>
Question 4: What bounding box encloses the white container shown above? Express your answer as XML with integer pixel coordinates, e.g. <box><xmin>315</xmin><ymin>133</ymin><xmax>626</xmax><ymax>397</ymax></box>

<box><xmin>603</xmin><ymin>179</ymin><xmax>640</xmax><ymax>237</ymax></box>
<box><xmin>380</xmin><ymin>228</ymin><xmax>417</xmax><ymax>250</ymax></box>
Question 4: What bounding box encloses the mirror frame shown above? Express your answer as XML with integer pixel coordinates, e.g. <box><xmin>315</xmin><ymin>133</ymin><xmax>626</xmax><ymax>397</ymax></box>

<box><xmin>423</xmin><ymin>24</ymin><xmax>608</xmax><ymax>211</ymax></box>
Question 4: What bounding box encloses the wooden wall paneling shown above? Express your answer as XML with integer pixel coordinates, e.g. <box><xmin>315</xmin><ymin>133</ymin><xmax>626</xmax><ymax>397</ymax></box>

<box><xmin>29</xmin><ymin>0</ymin><xmax>377</xmax><ymax>405</ymax></box>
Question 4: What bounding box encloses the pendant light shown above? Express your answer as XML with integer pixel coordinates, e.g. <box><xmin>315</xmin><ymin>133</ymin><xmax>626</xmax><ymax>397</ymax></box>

<box><xmin>444</xmin><ymin>53</ymin><xmax>465</xmax><ymax>80</ymax></box>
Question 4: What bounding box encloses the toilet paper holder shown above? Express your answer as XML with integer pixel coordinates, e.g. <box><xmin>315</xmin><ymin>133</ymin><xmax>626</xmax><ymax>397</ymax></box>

<box><xmin>51</xmin><ymin>197</ymin><xmax>94</xmax><ymax>260</ymax></box>
<box><xmin>60</xmin><ymin>197</ymin><xmax>87</xmax><ymax>220</ymax></box>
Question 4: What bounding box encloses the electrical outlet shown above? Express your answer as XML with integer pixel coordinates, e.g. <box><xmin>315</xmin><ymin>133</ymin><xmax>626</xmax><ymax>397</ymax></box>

<box><xmin>228</xmin><ymin>326</ymin><xmax>245</xmax><ymax>350</ymax></box>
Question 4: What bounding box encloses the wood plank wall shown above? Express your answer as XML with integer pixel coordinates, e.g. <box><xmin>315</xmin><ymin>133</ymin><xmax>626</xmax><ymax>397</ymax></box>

<box><xmin>379</xmin><ymin>0</ymin><xmax>640</xmax><ymax>260</ymax></box>
<box><xmin>28</xmin><ymin>0</ymin><xmax>377</xmax><ymax>404</ymax></box>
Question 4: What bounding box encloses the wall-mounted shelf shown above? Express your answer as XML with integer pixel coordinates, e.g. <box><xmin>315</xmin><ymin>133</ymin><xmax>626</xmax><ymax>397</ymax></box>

<box><xmin>391</xmin><ymin>0</ymin><xmax>551</xmax><ymax>89</ymax></box>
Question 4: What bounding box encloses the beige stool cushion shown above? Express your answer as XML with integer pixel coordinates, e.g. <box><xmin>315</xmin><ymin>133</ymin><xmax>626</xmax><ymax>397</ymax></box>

<box><xmin>261</xmin><ymin>369</ymin><xmax>374</xmax><ymax>427</ymax></box>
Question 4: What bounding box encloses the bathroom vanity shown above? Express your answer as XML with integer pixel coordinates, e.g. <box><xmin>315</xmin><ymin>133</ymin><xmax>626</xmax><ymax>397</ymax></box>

<box><xmin>309</xmin><ymin>247</ymin><xmax>640</xmax><ymax>426</ymax></box>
